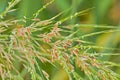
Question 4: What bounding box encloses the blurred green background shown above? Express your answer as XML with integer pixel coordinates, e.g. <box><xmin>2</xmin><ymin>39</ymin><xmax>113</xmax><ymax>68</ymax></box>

<box><xmin>0</xmin><ymin>0</ymin><xmax>120</xmax><ymax>80</ymax></box>
<box><xmin>0</xmin><ymin>0</ymin><xmax>120</xmax><ymax>25</ymax></box>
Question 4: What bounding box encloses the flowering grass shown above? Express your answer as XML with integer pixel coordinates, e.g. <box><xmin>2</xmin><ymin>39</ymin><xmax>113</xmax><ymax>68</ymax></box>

<box><xmin>0</xmin><ymin>0</ymin><xmax>120</xmax><ymax>80</ymax></box>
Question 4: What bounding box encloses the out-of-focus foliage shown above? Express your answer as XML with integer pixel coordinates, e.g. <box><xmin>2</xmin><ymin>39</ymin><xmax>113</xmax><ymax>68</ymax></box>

<box><xmin>0</xmin><ymin>0</ymin><xmax>120</xmax><ymax>80</ymax></box>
